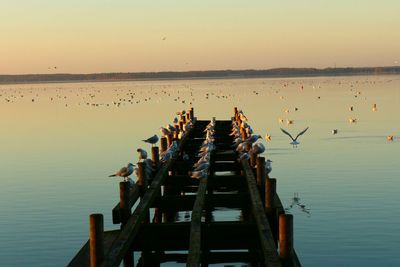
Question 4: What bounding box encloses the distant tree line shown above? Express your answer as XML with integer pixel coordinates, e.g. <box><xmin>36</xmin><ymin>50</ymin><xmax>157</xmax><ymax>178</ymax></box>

<box><xmin>1</xmin><ymin>66</ymin><xmax>400</xmax><ymax>84</ymax></box>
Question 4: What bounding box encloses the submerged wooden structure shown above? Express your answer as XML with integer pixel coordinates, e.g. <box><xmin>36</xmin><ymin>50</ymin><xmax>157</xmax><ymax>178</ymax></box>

<box><xmin>68</xmin><ymin>107</ymin><xmax>301</xmax><ymax>267</ymax></box>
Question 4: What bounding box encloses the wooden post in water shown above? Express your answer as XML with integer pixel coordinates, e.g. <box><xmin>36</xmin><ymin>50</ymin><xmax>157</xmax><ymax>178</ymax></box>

<box><xmin>137</xmin><ymin>162</ymin><xmax>151</xmax><ymax>265</ymax></box>
<box><xmin>250</xmin><ymin>151</ymin><xmax>257</xmax><ymax>168</ymax></box>
<box><xmin>137</xmin><ymin>162</ymin><xmax>148</xmax><ymax>199</ymax></box>
<box><xmin>89</xmin><ymin>214</ymin><xmax>104</xmax><ymax>267</ymax></box>
<box><xmin>119</xmin><ymin>181</ymin><xmax>131</xmax><ymax>224</ymax></box>
<box><xmin>234</xmin><ymin>107</ymin><xmax>238</xmax><ymax>120</ymax></box>
<box><xmin>190</xmin><ymin>107</ymin><xmax>194</xmax><ymax>120</ymax></box>
<box><xmin>256</xmin><ymin>157</ymin><xmax>266</xmax><ymax>203</ymax></box>
<box><xmin>279</xmin><ymin>214</ymin><xmax>294</xmax><ymax>262</ymax></box>
<box><xmin>160</xmin><ymin>137</ymin><xmax>168</xmax><ymax>153</ymax></box>
<box><xmin>119</xmin><ymin>182</ymin><xmax>134</xmax><ymax>267</ymax></box>
<box><xmin>266</xmin><ymin>178</ymin><xmax>278</xmax><ymax>246</ymax></box>
<box><xmin>179</xmin><ymin>120</ymin><xmax>184</xmax><ymax>131</ymax></box>
<box><xmin>166</xmin><ymin>134</ymin><xmax>173</xmax><ymax>147</ymax></box>
<box><xmin>152</xmin><ymin>146</ymin><xmax>160</xmax><ymax>169</ymax></box>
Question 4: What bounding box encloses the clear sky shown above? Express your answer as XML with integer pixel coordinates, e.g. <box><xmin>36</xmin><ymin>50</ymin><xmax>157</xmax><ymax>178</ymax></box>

<box><xmin>1</xmin><ymin>0</ymin><xmax>399</xmax><ymax>74</ymax></box>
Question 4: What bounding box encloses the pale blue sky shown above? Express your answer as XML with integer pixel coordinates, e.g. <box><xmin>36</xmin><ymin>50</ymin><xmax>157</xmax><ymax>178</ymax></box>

<box><xmin>1</xmin><ymin>1</ymin><xmax>399</xmax><ymax>74</ymax></box>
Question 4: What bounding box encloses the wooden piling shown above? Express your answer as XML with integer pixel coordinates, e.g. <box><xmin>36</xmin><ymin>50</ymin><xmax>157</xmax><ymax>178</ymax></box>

<box><xmin>166</xmin><ymin>134</ymin><xmax>173</xmax><ymax>147</ymax></box>
<box><xmin>256</xmin><ymin>157</ymin><xmax>266</xmax><ymax>203</ymax></box>
<box><xmin>152</xmin><ymin>146</ymin><xmax>160</xmax><ymax>169</ymax></box>
<box><xmin>279</xmin><ymin>214</ymin><xmax>294</xmax><ymax>261</ymax></box>
<box><xmin>119</xmin><ymin>182</ymin><xmax>131</xmax><ymax>225</ymax></box>
<box><xmin>265</xmin><ymin>178</ymin><xmax>276</xmax><ymax>210</ymax></box>
<box><xmin>160</xmin><ymin>137</ymin><xmax>168</xmax><ymax>153</ymax></box>
<box><xmin>189</xmin><ymin>108</ymin><xmax>194</xmax><ymax>120</ymax></box>
<box><xmin>250</xmin><ymin>151</ymin><xmax>257</xmax><ymax>168</ymax></box>
<box><xmin>89</xmin><ymin>214</ymin><xmax>104</xmax><ymax>267</ymax></box>
<box><xmin>179</xmin><ymin>121</ymin><xmax>184</xmax><ymax>131</ymax></box>
<box><xmin>137</xmin><ymin>162</ymin><xmax>148</xmax><ymax>197</ymax></box>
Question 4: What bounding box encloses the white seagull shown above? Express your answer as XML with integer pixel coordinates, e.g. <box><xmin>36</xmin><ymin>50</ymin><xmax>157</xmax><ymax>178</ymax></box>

<box><xmin>280</xmin><ymin>127</ymin><xmax>309</xmax><ymax>148</ymax></box>
<box><xmin>109</xmin><ymin>163</ymin><xmax>135</xmax><ymax>182</ymax></box>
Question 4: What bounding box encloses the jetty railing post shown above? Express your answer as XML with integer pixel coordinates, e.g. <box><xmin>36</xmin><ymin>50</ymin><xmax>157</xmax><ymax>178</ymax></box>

<box><xmin>234</xmin><ymin>107</ymin><xmax>238</xmax><ymax>120</ymax></box>
<box><xmin>151</xmin><ymin>146</ymin><xmax>162</xmax><ymax>224</ymax></box>
<box><xmin>119</xmin><ymin>182</ymin><xmax>134</xmax><ymax>267</ymax></box>
<box><xmin>160</xmin><ymin>137</ymin><xmax>168</xmax><ymax>153</ymax></box>
<box><xmin>256</xmin><ymin>157</ymin><xmax>266</xmax><ymax>204</ymax></box>
<box><xmin>119</xmin><ymin>181</ymin><xmax>131</xmax><ymax>224</ymax></box>
<box><xmin>152</xmin><ymin>146</ymin><xmax>160</xmax><ymax>169</ymax></box>
<box><xmin>266</xmin><ymin>178</ymin><xmax>278</xmax><ymax>246</ymax></box>
<box><xmin>137</xmin><ymin>162</ymin><xmax>149</xmax><ymax>221</ymax></box>
<box><xmin>166</xmin><ymin>134</ymin><xmax>173</xmax><ymax>146</ymax></box>
<box><xmin>190</xmin><ymin>107</ymin><xmax>194</xmax><ymax>120</ymax></box>
<box><xmin>89</xmin><ymin>214</ymin><xmax>104</xmax><ymax>267</ymax></box>
<box><xmin>279</xmin><ymin>214</ymin><xmax>294</xmax><ymax>263</ymax></box>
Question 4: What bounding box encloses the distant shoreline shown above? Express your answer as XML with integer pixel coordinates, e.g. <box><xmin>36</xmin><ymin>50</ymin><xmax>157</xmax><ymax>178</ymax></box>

<box><xmin>1</xmin><ymin>66</ymin><xmax>400</xmax><ymax>85</ymax></box>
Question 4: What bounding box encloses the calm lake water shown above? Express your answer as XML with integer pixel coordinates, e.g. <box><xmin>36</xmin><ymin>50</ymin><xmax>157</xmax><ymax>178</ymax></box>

<box><xmin>1</xmin><ymin>75</ymin><xmax>399</xmax><ymax>266</ymax></box>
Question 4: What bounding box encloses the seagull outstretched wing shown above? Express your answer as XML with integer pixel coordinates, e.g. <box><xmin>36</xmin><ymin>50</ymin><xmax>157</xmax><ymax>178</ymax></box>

<box><xmin>280</xmin><ymin>128</ymin><xmax>295</xmax><ymax>141</ymax></box>
<box><xmin>294</xmin><ymin>127</ymin><xmax>309</xmax><ymax>141</ymax></box>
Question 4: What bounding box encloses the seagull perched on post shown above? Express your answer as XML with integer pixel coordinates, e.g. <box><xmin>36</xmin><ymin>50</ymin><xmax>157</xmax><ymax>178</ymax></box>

<box><xmin>142</xmin><ymin>134</ymin><xmax>158</xmax><ymax>146</ymax></box>
<box><xmin>109</xmin><ymin>163</ymin><xmax>135</xmax><ymax>185</ymax></box>
<box><xmin>280</xmin><ymin>127</ymin><xmax>309</xmax><ymax>148</ymax></box>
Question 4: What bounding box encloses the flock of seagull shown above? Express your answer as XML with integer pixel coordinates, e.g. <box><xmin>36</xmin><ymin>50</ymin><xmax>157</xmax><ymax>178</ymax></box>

<box><xmin>108</xmin><ymin>110</ymin><xmax>194</xmax><ymax>183</ymax></box>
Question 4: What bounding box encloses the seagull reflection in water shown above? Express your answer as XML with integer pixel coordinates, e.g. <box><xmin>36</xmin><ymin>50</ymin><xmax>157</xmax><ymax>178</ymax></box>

<box><xmin>285</xmin><ymin>192</ymin><xmax>311</xmax><ymax>217</ymax></box>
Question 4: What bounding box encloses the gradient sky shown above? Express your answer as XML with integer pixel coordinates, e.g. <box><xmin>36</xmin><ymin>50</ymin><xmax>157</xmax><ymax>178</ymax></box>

<box><xmin>1</xmin><ymin>0</ymin><xmax>399</xmax><ymax>74</ymax></box>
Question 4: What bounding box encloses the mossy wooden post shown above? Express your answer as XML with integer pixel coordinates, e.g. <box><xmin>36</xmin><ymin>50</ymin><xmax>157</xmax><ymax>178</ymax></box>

<box><xmin>256</xmin><ymin>157</ymin><xmax>266</xmax><ymax>204</ymax></box>
<box><xmin>89</xmin><ymin>214</ymin><xmax>104</xmax><ymax>267</ymax></box>
<box><xmin>186</xmin><ymin>112</ymin><xmax>191</xmax><ymax>121</ymax></box>
<box><xmin>279</xmin><ymin>214</ymin><xmax>294</xmax><ymax>263</ymax></box>
<box><xmin>182</xmin><ymin>114</ymin><xmax>187</xmax><ymax>124</ymax></box>
<box><xmin>160</xmin><ymin>137</ymin><xmax>168</xmax><ymax>153</ymax></box>
<box><xmin>179</xmin><ymin>121</ymin><xmax>184</xmax><ymax>131</ymax></box>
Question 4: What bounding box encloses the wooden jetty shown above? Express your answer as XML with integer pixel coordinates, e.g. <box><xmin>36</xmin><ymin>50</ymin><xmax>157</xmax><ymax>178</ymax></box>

<box><xmin>68</xmin><ymin>107</ymin><xmax>301</xmax><ymax>267</ymax></box>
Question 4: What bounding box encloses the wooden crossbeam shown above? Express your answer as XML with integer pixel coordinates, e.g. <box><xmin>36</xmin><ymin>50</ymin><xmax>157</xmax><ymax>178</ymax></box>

<box><xmin>187</xmin><ymin>177</ymin><xmax>208</xmax><ymax>266</ymax></box>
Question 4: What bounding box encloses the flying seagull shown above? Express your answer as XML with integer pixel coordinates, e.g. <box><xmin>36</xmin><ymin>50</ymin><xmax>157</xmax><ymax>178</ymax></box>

<box><xmin>280</xmin><ymin>127</ymin><xmax>309</xmax><ymax>148</ymax></box>
<box><xmin>142</xmin><ymin>134</ymin><xmax>158</xmax><ymax>146</ymax></box>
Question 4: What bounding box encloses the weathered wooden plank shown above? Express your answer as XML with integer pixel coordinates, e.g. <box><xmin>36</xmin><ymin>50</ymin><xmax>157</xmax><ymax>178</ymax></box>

<box><xmin>241</xmin><ymin>160</ymin><xmax>282</xmax><ymax>267</ymax></box>
<box><xmin>187</xmin><ymin>177</ymin><xmax>208</xmax><ymax>266</ymax></box>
